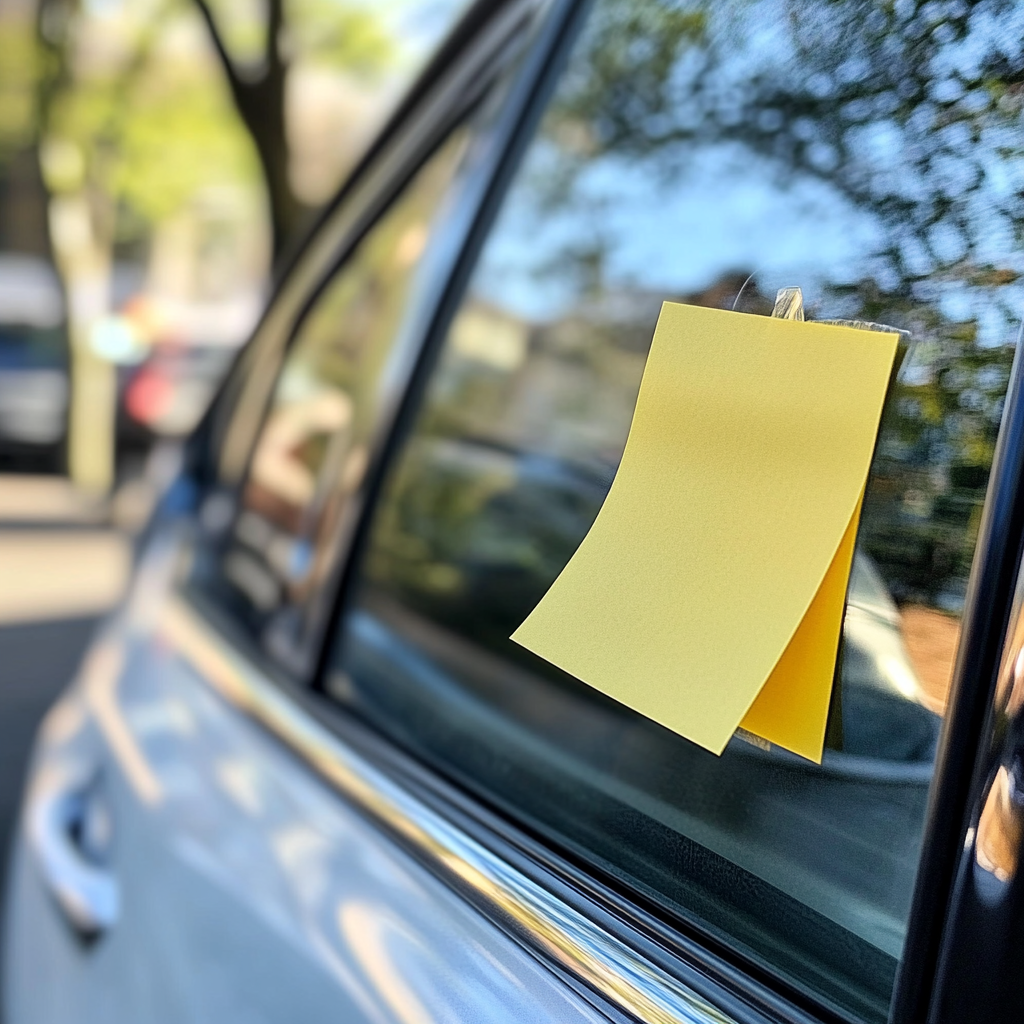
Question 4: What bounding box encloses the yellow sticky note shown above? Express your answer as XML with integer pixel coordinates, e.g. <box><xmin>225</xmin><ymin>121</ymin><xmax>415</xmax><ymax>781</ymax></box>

<box><xmin>511</xmin><ymin>302</ymin><xmax>897</xmax><ymax>762</ymax></box>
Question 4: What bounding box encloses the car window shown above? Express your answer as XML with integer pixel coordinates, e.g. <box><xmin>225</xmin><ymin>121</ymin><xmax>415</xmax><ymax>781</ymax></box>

<box><xmin>329</xmin><ymin>0</ymin><xmax>1021</xmax><ymax>1019</ymax></box>
<box><xmin>199</xmin><ymin>129</ymin><xmax>471</xmax><ymax>665</ymax></box>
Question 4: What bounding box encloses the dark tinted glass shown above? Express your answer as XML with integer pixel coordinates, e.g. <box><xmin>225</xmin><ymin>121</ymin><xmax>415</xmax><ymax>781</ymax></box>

<box><xmin>331</xmin><ymin>1</ymin><xmax>1021</xmax><ymax>1018</ymax></box>
<box><xmin>203</xmin><ymin>131</ymin><xmax>470</xmax><ymax>664</ymax></box>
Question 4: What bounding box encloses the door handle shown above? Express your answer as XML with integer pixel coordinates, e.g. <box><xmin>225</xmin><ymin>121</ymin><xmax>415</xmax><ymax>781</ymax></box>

<box><xmin>27</xmin><ymin>765</ymin><xmax>120</xmax><ymax>941</ymax></box>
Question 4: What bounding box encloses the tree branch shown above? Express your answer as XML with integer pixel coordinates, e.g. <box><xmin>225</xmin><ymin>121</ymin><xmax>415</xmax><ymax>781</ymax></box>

<box><xmin>191</xmin><ymin>0</ymin><xmax>243</xmax><ymax>95</ymax></box>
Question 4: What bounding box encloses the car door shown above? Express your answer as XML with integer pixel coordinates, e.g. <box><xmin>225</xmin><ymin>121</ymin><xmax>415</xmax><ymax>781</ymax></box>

<box><xmin>9</xmin><ymin>0</ymin><xmax>1024</xmax><ymax>1023</ymax></box>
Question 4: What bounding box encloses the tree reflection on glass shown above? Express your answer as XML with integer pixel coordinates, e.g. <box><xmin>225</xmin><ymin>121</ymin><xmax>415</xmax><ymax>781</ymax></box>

<box><xmin>457</xmin><ymin>0</ymin><xmax>1024</xmax><ymax>709</ymax></box>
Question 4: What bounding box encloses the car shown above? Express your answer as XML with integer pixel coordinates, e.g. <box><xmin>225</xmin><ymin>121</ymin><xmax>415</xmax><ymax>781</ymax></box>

<box><xmin>115</xmin><ymin>343</ymin><xmax>239</xmax><ymax>478</ymax></box>
<box><xmin>5</xmin><ymin>0</ymin><xmax>1024</xmax><ymax>1022</ymax></box>
<box><xmin>0</xmin><ymin>255</ymin><xmax>68</xmax><ymax>474</ymax></box>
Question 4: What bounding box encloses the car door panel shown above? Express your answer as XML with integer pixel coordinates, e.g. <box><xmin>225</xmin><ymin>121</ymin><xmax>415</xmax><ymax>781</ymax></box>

<box><xmin>4</xmin><ymin>532</ymin><xmax>612</xmax><ymax>1024</ymax></box>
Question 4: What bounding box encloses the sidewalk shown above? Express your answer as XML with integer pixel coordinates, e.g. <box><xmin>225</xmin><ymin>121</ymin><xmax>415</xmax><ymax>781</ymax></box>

<box><xmin>0</xmin><ymin>475</ymin><xmax>131</xmax><ymax>625</ymax></box>
<box><xmin>0</xmin><ymin>473</ymin><xmax>107</xmax><ymax>527</ymax></box>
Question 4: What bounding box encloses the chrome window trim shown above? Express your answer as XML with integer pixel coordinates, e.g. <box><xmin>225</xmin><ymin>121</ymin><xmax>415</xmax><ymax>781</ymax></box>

<box><xmin>159</xmin><ymin>593</ymin><xmax>741</xmax><ymax>1024</ymax></box>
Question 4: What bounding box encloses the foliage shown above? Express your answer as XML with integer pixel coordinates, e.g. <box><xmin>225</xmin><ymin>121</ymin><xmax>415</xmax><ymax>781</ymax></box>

<box><xmin>38</xmin><ymin>0</ymin><xmax>262</xmax><ymax>251</ymax></box>
<box><xmin>287</xmin><ymin>0</ymin><xmax>395</xmax><ymax>77</ymax></box>
<box><xmin>37</xmin><ymin>0</ymin><xmax>402</xmax><ymax>262</ymax></box>
<box><xmin>0</xmin><ymin>15</ymin><xmax>46</xmax><ymax>162</ymax></box>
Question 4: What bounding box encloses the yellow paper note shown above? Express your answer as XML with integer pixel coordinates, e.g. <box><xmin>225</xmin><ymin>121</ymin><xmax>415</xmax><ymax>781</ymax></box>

<box><xmin>511</xmin><ymin>302</ymin><xmax>897</xmax><ymax>762</ymax></box>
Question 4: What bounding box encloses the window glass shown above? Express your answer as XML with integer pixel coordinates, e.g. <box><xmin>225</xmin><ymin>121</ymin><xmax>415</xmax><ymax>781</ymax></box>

<box><xmin>331</xmin><ymin>0</ymin><xmax>1021</xmax><ymax>1019</ymax></box>
<box><xmin>206</xmin><ymin>130</ymin><xmax>470</xmax><ymax>661</ymax></box>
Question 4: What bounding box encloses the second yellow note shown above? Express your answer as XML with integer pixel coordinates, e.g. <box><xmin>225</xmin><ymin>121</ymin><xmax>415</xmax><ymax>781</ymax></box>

<box><xmin>512</xmin><ymin>302</ymin><xmax>898</xmax><ymax>762</ymax></box>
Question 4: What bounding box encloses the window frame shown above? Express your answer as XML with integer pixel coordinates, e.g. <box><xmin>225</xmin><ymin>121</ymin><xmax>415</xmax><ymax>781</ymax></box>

<box><xmin>183</xmin><ymin>0</ymin><xmax>548</xmax><ymax>497</ymax></box>
<box><xmin>170</xmin><ymin>0</ymin><xmax>1024</xmax><ymax>1020</ymax></box>
<box><xmin>201</xmin><ymin>127</ymin><xmax>482</xmax><ymax>675</ymax></box>
<box><xmin>182</xmin><ymin>0</ymin><xmax>558</xmax><ymax>677</ymax></box>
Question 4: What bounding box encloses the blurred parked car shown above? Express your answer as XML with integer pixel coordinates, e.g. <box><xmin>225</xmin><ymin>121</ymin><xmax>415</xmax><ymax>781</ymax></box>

<box><xmin>0</xmin><ymin>255</ymin><xmax>68</xmax><ymax>473</ymax></box>
<box><xmin>116</xmin><ymin>343</ymin><xmax>237</xmax><ymax>471</ymax></box>
<box><xmin>5</xmin><ymin>0</ymin><xmax>1024</xmax><ymax>1023</ymax></box>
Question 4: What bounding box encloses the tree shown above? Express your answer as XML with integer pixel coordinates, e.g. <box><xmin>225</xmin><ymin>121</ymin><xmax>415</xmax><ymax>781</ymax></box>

<box><xmin>0</xmin><ymin>1</ymin><xmax>52</xmax><ymax>258</ymax></box>
<box><xmin>37</xmin><ymin>0</ymin><xmax>396</xmax><ymax>264</ymax></box>
<box><xmin>190</xmin><ymin>0</ymin><xmax>394</xmax><ymax>260</ymax></box>
<box><xmin>191</xmin><ymin>0</ymin><xmax>295</xmax><ymax>260</ymax></box>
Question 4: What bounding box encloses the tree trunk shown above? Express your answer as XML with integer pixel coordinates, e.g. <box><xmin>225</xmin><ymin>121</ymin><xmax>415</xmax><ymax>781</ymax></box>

<box><xmin>193</xmin><ymin>0</ymin><xmax>305</xmax><ymax>262</ymax></box>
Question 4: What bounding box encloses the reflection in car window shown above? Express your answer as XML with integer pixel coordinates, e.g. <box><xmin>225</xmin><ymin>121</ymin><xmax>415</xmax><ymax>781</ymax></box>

<box><xmin>331</xmin><ymin>0</ymin><xmax>1022</xmax><ymax>1019</ymax></box>
<box><xmin>209</xmin><ymin>130</ymin><xmax>470</xmax><ymax>661</ymax></box>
